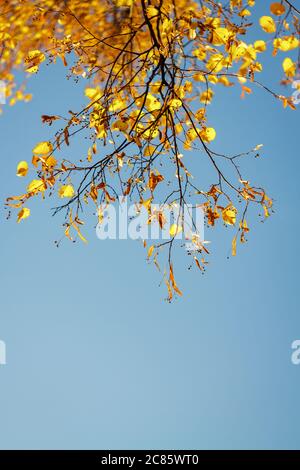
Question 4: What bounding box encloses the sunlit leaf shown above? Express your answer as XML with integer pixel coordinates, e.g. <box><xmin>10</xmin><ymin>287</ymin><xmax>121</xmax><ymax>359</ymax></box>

<box><xmin>16</xmin><ymin>161</ymin><xmax>28</xmax><ymax>177</ymax></box>
<box><xmin>58</xmin><ymin>185</ymin><xmax>75</xmax><ymax>198</ymax></box>
<box><xmin>259</xmin><ymin>16</ymin><xmax>276</xmax><ymax>33</ymax></box>
<box><xmin>17</xmin><ymin>207</ymin><xmax>30</xmax><ymax>223</ymax></box>
<box><xmin>32</xmin><ymin>141</ymin><xmax>53</xmax><ymax>155</ymax></box>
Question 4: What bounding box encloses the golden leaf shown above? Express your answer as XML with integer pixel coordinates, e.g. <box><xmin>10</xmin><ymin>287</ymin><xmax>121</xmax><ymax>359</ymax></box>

<box><xmin>169</xmin><ymin>224</ymin><xmax>182</xmax><ymax>237</ymax></box>
<box><xmin>32</xmin><ymin>141</ymin><xmax>53</xmax><ymax>155</ymax></box>
<box><xmin>222</xmin><ymin>205</ymin><xmax>237</xmax><ymax>225</ymax></box>
<box><xmin>169</xmin><ymin>264</ymin><xmax>183</xmax><ymax>297</ymax></box>
<box><xmin>25</xmin><ymin>50</ymin><xmax>45</xmax><ymax>73</ymax></box>
<box><xmin>282</xmin><ymin>57</ymin><xmax>296</xmax><ymax>77</ymax></box>
<box><xmin>58</xmin><ymin>185</ymin><xmax>75</xmax><ymax>198</ymax></box>
<box><xmin>259</xmin><ymin>16</ymin><xmax>276</xmax><ymax>34</ymax></box>
<box><xmin>201</xmin><ymin>127</ymin><xmax>216</xmax><ymax>143</ymax></box>
<box><xmin>17</xmin><ymin>161</ymin><xmax>29</xmax><ymax>177</ymax></box>
<box><xmin>147</xmin><ymin>245</ymin><xmax>154</xmax><ymax>258</ymax></box>
<box><xmin>17</xmin><ymin>207</ymin><xmax>30</xmax><ymax>223</ymax></box>
<box><xmin>232</xmin><ymin>236</ymin><xmax>237</xmax><ymax>256</ymax></box>
<box><xmin>27</xmin><ymin>179</ymin><xmax>46</xmax><ymax>194</ymax></box>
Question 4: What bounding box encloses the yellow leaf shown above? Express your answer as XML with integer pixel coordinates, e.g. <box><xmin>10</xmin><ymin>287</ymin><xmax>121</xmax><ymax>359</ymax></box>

<box><xmin>58</xmin><ymin>185</ymin><xmax>75</xmax><ymax>198</ymax></box>
<box><xmin>218</xmin><ymin>76</ymin><xmax>233</xmax><ymax>87</ymax></box>
<box><xmin>169</xmin><ymin>223</ymin><xmax>182</xmax><ymax>237</ymax></box>
<box><xmin>222</xmin><ymin>205</ymin><xmax>237</xmax><ymax>225</ymax></box>
<box><xmin>75</xmin><ymin>227</ymin><xmax>88</xmax><ymax>243</ymax></box>
<box><xmin>201</xmin><ymin>127</ymin><xmax>216</xmax><ymax>143</ymax></box>
<box><xmin>112</xmin><ymin>119</ymin><xmax>128</xmax><ymax>132</ymax></box>
<box><xmin>96</xmin><ymin>125</ymin><xmax>107</xmax><ymax>139</ymax></box>
<box><xmin>282</xmin><ymin>57</ymin><xmax>296</xmax><ymax>77</ymax></box>
<box><xmin>254</xmin><ymin>40</ymin><xmax>267</xmax><ymax>52</ymax></box>
<box><xmin>200</xmin><ymin>89</ymin><xmax>214</xmax><ymax>104</ymax></box>
<box><xmin>66</xmin><ymin>210</ymin><xmax>88</xmax><ymax>243</ymax></box>
<box><xmin>17</xmin><ymin>207</ymin><xmax>30</xmax><ymax>223</ymax></box>
<box><xmin>25</xmin><ymin>50</ymin><xmax>45</xmax><ymax>73</ymax></box>
<box><xmin>85</xmin><ymin>87</ymin><xmax>101</xmax><ymax>101</ymax></box>
<box><xmin>211</xmin><ymin>27</ymin><xmax>230</xmax><ymax>46</ymax></box>
<box><xmin>17</xmin><ymin>161</ymin><xmax>28</xmax><ymax>177</ymax></box>
<box><xmin>165</xmin><ymin>279</ymin><xmax>173</xmax><ymax>302</ymax></box>
<box><xmin>169</xmin><ymin>98</ymin><xmax>182</xmax><ymax>109</ymax></box>
<box><xmin>240</xmin><ymin>219</ymin><xmax>249</xmax><ymax>232</ymax></box>
<box><xmin>115</xmin><ymin>0</ymin><xmax>132</xmax><ymax>6</ymax></box>
<box><xmin>72</xmin><ymin>216</ymin><xmax>88</xmax><ymax>243</ymax></box>
<box><xmin>232</xmin><ymin>236</ymin><xmax>237</xmax><ymax>256</ymax></box>
<box><xmin>27</xmin><ymin>179</ymin><xmax>46</xmax><ymax>194</ymax></box>
<box><xmin>259</xmin><ymin>16</ymin><xmax>276</xmax><ymax>34</ymax></box>
<box><xmin>240</xmin><ymin>8</ymin><xmax>251</xmax><ymax>17</ymax></box>
<box><xmin>32</xmin><ymin>141</ymin><xmax>53</xmax><ymax>155</ymax></box>
<box><xmin>109</xmin><ymin>98</ymin><xmax>124</xmax><ymax>112</ymax></box>
<box><xmin>274</xmin><ymin>37</ymin><xmax>299</xmax><ymax>52</ymax></box>
<box><xmin>169</xmin><ymin>264</ymin><xmax>183</xmax><ymax>297</ymax></box>
<box><xmin>186</xmin><ymin>128</ymin><xmax>198</xmax><ymax>142</ymax></box>
<box><xmin>147</xmin><ymin>245</ymin><xmax>154</xmax><ymax>258</ymax></box>
<box><xmin>142</xmin><ymin>197</ymin><xmax>152</xmax><ymax>211</ymax></box>
<box><xmin>65</xmin><ymin>225</ymin><xmax>72</xmax><ymax>241</ymax></box>
<box><xmin>146</xmin><ymin>6</ymin><xmax>159</xmax><ymax>17</ymax></box>
<box><xmin>144</xmin><ymin>145</ymin><xmax>155</xmax><ymax>157</ymax></box>
<box><xmin>195</xmin><ymin>108</ymin><xmax>206</xmax><ymax>121</ymax></box>
<box><xmin>146</xmin><ymin>94</ymin><xmax>161</xmax><ymax>112</ymax></box>
<box><xmin>45</xmin><ymin>155</ymin><xmax>57</xmax><ymax>168</ymax></box>
<box><xmin>263</xmin><ymin>204</ymin><xmax>270</xmax><ymax>218</ymax></box>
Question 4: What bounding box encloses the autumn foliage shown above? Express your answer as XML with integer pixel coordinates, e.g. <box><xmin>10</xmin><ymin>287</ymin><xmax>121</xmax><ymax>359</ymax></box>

<box><xmin>2</xmin><ymin>0</ymin><xmax>299</xmax><ymax>299</ymax></box>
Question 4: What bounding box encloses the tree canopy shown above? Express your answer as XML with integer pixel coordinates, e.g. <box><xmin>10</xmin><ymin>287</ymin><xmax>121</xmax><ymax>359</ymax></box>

<box><xmin>2</xmin><ymin>0</ymin><xmax>299</xmax><ymax>299</ymax></box>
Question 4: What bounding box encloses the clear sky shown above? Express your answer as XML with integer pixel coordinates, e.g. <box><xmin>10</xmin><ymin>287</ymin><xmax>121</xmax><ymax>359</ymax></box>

<box><xmin>0</xmin><ymin>2</ymin><xmax>299</xmax><ymax>450</ymax></box>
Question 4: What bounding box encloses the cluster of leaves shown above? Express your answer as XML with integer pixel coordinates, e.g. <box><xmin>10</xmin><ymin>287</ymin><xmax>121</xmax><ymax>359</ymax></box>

<box><xmin>2</xmin><ymin>0</ymin><xmax>299</xmax><ymax>300</ymax></box>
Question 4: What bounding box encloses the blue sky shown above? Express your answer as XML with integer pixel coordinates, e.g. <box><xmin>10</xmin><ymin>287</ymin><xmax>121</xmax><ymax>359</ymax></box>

<box><xmin>0</xmin><ymin>2</ymin><xmax>300</xmax><ymax>449</ymax></box>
